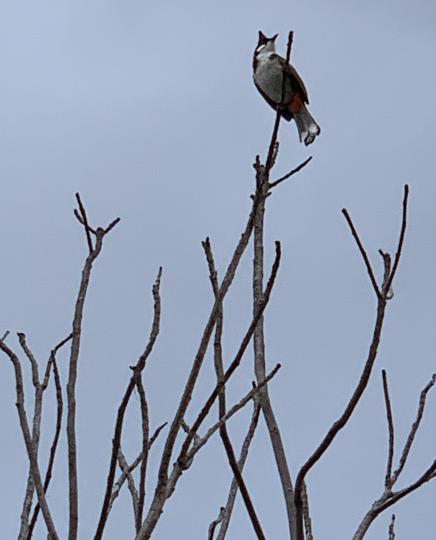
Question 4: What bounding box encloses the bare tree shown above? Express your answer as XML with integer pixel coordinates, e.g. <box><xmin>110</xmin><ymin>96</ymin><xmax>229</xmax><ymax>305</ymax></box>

<box><xmin>1</xmin><ymin>31</ymin><xmax>435</xmax><ymax>540</ymax></box>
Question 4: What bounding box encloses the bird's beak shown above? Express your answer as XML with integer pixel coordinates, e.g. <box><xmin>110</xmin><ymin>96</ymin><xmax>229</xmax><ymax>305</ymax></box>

<box><xmin>272</xmin><ymin>33</ymin><xmax>279</xmax><ymax>41</ymax></box>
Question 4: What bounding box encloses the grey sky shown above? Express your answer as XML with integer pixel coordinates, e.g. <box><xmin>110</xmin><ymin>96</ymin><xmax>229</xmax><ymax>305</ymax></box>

<box><xmin>1</xmin><ymin>1</ymin><xmax>435</xmax><ymax>538</ymax></box>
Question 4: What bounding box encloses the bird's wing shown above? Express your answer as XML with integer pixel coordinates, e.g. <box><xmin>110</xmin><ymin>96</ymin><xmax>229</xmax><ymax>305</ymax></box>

<box><xmin>271</xmin><ymin>54</ymin><xmax>310</xmax><ymax>104</ymax></box>
<box><xmin>253</xmin><ymin>80</ymin><xmax>293</xmax><ymax>121</ymax></box>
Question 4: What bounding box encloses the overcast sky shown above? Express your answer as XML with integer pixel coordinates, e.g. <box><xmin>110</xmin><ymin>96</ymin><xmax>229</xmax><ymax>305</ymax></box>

<box><xmin>1</xmin><ymin>1</ymin><xmax>436</xmax><ymax>539</ymax></box>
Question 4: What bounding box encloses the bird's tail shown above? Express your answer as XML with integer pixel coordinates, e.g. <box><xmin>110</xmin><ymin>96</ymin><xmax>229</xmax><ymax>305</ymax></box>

<box><xmin>294</xmin><ymin>105</ymin><xmax>320</xmax><ymax>146</ymax></box>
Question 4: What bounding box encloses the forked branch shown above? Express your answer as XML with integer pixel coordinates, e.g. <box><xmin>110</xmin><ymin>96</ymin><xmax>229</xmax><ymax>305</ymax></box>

<box><xmin>294</xmin><ymin>186</ymin><xmax>409</xmax><ymax>540</ymax></box>
<box><xmin>352</xmin><ymin>372</ymin><xmax>436</xmax><ymax>539</ymax></box>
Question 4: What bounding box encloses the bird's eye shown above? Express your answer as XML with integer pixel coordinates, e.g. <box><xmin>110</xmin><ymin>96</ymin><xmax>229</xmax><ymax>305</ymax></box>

<box><xmin>256</xmin><ymin>44</ymin><xmax>266</xmax><ymax>53</ymax></box>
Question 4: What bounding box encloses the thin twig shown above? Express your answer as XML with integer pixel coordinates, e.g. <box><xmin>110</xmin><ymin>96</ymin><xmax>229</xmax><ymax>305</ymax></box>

<box><xmin>203</xmin><ymin>237</ymin><xmax>266</xmax><ymax>539</ymax></box>
<box><xmin>67</xmin><ymin>227</ymin><xmax>105</xmax><ymax>540</ymax></box>
<box><xmin>215</xmin><ymin>401</ymin><xmax>261</xmax><ymax>540</ymax></box>
<box><xmin>178</xmin><ymin>242</ymin><xmax>281</xmax><ymax>460</ymax></box>
<box><xmin>18</xmin><ymin>333</ymin><xmax>39</xmax><ymax>387</ymax></box>
<box><xmin>75</xmin><ymin>193</ymin><xmax>94</xmax><ymax>253</ymax></box>
<box><xmin>118</xmin><ymin>449</ymin><xmax>139</xmax><ymax>522</ymax></box>
<box><xmin>208</xmin><ymin>507</ymin><xmax>226</xmax><ymax>540</ymax></box>
<box><xmin>382</xmin><ymin>370</ymin><xmax>395</xmax><ymax>489</ymax></box>
<box><xmin>185</xmin><ymin>364</ymin><xmax>281</xmax><ymax>460</ymax></box>
<box><xmin>95</xmin><ymin>268</ymin><xmax>162</xmax><ymax>539</ymax></box>
<box><xmin>68</xmin><ymin>196</ymin><xmax>119</xmax><ymax>540</ymax></box>
<box><xmin>388</xmin><ymin>514</ymin><xmax>395</xmax><ymax>540</ymax></box>
<box><xmin>391</xmin><ymin>373</ymin><xmax>436</xmax><ymax>485</ymax></box>
<box><xmin>353</xmin><ymin>371</ymin><xmax>436</xmax><ymax>539</ymax></box>
<box><xmin>105</xmin><ymin>217</ymin><xmax>121</xmax><ymax>235</ymax></box>
<box><xmin>294</xmin><ymin>204</ymin><xmax>406</xmax><ymax>539</ymax></box>
<box><xmin>265</xmin><ymin>31</ymin><xmax>293</xmax><ymax>173</ymax></box>
<box><xmin>269</xmin><ymin>156</ymin><xmax>313</xmax><ymax>189</ymax></box>
<box><xmin>353</xmin><ymin>461</ymin><xmax>436</xmax><ymax>539</ymax></box>
<box><xmin>73</xmin><ymin>210</ymin><xmax>97</xmax><ymax>235</ymax></box>
<box><xmin>17</xmin><ymin>334</ymin><xmax>43</xmax><ymax>539</ymax></box>
<box><xmin>138</xmin><ymin>241</ymin><xmax>281</xmax><ymax>540</ymax></box>
<box><xmin>384</xmin><ymin>185</ymin><xmax>409</xmax><ymax>295</ymax></box>
<box><xmin>27</xmin><ymin>335</ymin><xmax>72</xmax><ymax>539</ymax></box>
<box><xmin>136</xmin><ymin>190</ymin><xmax>266</xmax><ymax>540</ymax></box>
<box><xmin>301</xmin><ymin>482</ymin><xmax>313</xmax><ymax>540</ymax></box>
<box><xmin>342</xmin><ymin>209</ymin><xmax>381</xmax><ymax>298</ymax></box>
<box><xmin>107</xmin><ymin>423</ymin><xmax>166</xmax><ymax>517</ymax></box>
<box><xmin>0</xmin><ymin>340</ymin><xmax>59</xmax><ymax>539</ymax></box>
<box><xmin>135</xmin><ymin>375</ymin><xmax>149</xmax><ymax>533</ymax></box>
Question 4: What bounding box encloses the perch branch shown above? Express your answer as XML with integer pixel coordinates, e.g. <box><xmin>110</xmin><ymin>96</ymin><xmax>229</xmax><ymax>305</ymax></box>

<box><xmin>252</xmin><ymin>30</ymin><xmax>300</xmax><ymax>540</ymax></box>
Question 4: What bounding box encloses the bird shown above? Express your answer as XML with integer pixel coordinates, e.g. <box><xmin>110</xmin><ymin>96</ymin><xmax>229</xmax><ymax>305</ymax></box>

<box><xmin>253</xmin><ymin>31</ymin><xmax>320</xmax><ymax>146</ymax></box>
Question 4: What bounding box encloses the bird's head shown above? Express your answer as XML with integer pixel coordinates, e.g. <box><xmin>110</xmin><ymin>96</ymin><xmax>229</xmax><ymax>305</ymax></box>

<box><xmin>255</xmin><ymin>31</ymin><xmax>278</xmax><ymax>57</ymax></box>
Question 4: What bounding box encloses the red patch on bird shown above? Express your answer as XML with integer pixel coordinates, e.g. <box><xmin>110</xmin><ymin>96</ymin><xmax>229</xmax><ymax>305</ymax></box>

<box><xmin>288</xmin><ymin>93</ymin><xmax>304</xmax><ymax>114</ymax></box>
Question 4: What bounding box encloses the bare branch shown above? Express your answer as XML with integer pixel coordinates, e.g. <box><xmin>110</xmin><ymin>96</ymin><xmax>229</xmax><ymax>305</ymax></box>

<box><xmin>391</xmin><ymin>373</ymin><xmax>436</xmax><ymax>485</ymax></box>
<box><xmin>75</xmin><ymin>192</ymin><xmax>94</xmax><ymax>253</ymax></box>
<box><xmin>26</xmin><ymin>335</ymin><xmax>72</xmax><ymax>539</ymax></box>
<box><xmin>252</xmin><ymin>33</ymin><xmax>301</xmax><ymax>539</ymax></box>
<box><xmin>73</xmin><ymin>209</ymin><xmax>97</xmax><ymax>235</ymax></box>
<box><xmin>203</xmin><ymin>237</ymin><xmax>266</xmax><ymax>539</ymax></box>
<box><xmin>269</xmin><ymin>156</ymin><xmax>313</xmax><ymax>189</ymax></box>
<box><xmin>68</xmin><ymin>196</ymin><xmax>119</xmax><ymax>540</ymax></box>
<box><xmin>18</xmin><ymin>333</ymin><xmax>40</xmax><ymax>387</ymax></box>
<box><xmin>294</xmin><ymin>192</ymin><xmax>410</xmax><ymax>539</ymax></box>
<box><xmin>384</xmin><ymin>185</ymin><xmax>409</xmax><ymax>296</ymax></box>
<box><xmin>342</xmin><ymin>208</ymin><xmax>381</xmax><ymax>298</ymax></box>
<box><xmin>301</xmin><ymin>482</ymin><xmax>313</xmax><ymax>540</ymax></box>
<box><xmin>138</xmin><ymin>241</ymin><xmax>281</xmax><ymax>539</ymax></box>
<box><xmin>136</xmin><ymin>189</ymin><xmax>267</xmax><ymax>540</ymax></box>
<box><xmin>17</xmin><ymin>334</ymin><xmax>43</xmax><ymax>539</ymax></box>
<box><xmin>178</xmin><ymin>242</ymin><xmax>281</xmax><ymax>461</ymax></box>
<box><xmin>388</xmin><ymin>514</ymin><xmax>396</xmax><ymax>540</ymax></box>
<box><xmin>118</xmin><ymin>449</ymin><xmax>139</xmax><ymax>522</ymax></box>
<box><xmin>215</xmin><ymin>401</ymin><xmax>261</xmax><ymax>540</ymax></box>
<box><xmin>265</xmin><ymin>31</ymin><xmax>293</xmax><ymax>173</ymax></box>
<box><xmin>104</xmin><ymin>217</ymin><xmax>121</xmax><ymax>235</ymax></box>
<box><xmin>41</xmin><ymin>334</ymin><xmax>73</xmax><ymax>391</ymax></box>
<box><xmin>353</xmin><ymin>371</ymin><xmax>436</xmax><ymax>539</ymax></box>
<box><xmin>382</xmin><ymin>370</ymin><xmax>395</xmax><ymax>489</ymax></box>
<box><xmin>208</xmin><ymin>507</ymin><xmax>226</xmax><ymax>540</ymax></box>
<box><xmin>186</xmin><ymin>364</ymin><xmax>281</xmax><ymax>460</ymax></box>
<box><xmin>67</xmin><ymin>227</ymin><xmax>105</xmax><ymax>540</ymax></box>
<box><xmin>353</xmin><ymin>461</ymin><xmax>436</xmax><ymax>539</ymax></box>
<box><xmin>1</xmin><ymin>329</ymin><xmax>10</xmax><ymax>342</ymax></box>
<box><xmin>135</xmin><ymin>375</ymin><xmax>149</xmax><ymax>533</ymax></box>
<box><xmin>95</xmin><ymin>268</ymin><xmax>162</xmax><ymax>539</ymax></box>
<box><xmin>0</xmin><ymin>340</ymin><xmax>58</xmax><ymax>539</ymax></box>
<box><xmin>107</xmin><ymin>423</ymin><xmax>166</xmax><ymax>518</ymax></box>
